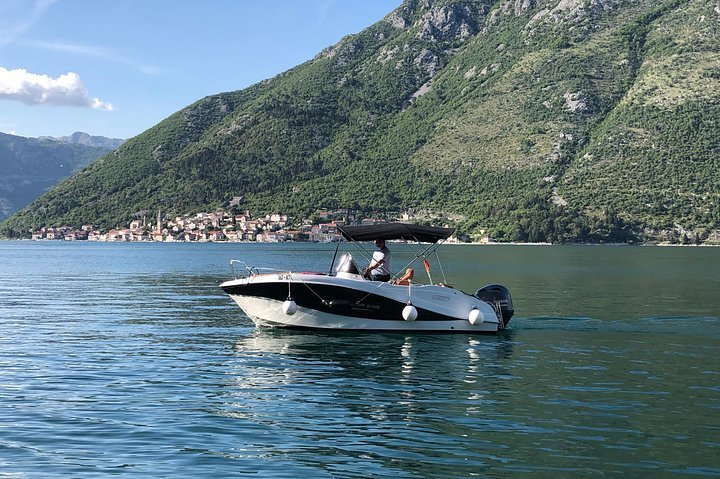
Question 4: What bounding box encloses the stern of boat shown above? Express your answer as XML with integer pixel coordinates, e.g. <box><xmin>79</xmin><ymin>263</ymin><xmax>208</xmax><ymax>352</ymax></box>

<box><xmin>475</xmin><ymin>284</ymin><xmax>514</xmax><ymax>328</ymax></box>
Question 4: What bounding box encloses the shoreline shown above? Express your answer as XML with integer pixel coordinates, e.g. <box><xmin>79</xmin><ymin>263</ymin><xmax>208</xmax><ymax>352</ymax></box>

<box><xmin>3</xmin><ymin>238</ymin><xmax>718</xmax><ymax>247</ymax></box>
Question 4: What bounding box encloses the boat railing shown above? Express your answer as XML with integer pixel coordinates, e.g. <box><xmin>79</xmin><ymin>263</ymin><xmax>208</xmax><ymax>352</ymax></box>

<box><xmin>229</xmin><ymin>260</ymin><xmax>288</xmax><ymax>279</ymax></box>
<box><xmin>229</xmin><ymin>260</ymin><xmax>254</xmax><ymax>278</ymax></box>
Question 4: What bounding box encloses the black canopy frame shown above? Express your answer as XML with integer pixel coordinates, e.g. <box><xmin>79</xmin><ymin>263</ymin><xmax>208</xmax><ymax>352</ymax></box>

<box><xmin>338</xmin><ymin>223</ymin><xmax>455</xmax><ymax>243</ymax></box>
<box><xmin>329</xmin><ymin>223</ymin><xmax>456</xmax><ymax>283</ymax></box>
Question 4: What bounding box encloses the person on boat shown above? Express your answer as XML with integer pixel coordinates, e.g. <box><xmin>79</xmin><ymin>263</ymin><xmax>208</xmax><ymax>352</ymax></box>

<box><xmin>364</xmin><ymin>239</ymin><xmax>392</xmax><ymax>281</ymax></box>
<box><xmin>391</xmin><ymin>268</ymin><xmax>414</xmax><ymax>285</ymax></box>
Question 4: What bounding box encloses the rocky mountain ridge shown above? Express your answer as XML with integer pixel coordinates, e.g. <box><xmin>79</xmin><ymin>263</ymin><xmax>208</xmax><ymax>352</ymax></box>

<box><xmin>2</xmin><ymin>0</ymin><xmax>718</xmax><ymax>243</ymax></box>
<box><xmin>39</xmin><ymin>132</ymin><xmax>126</xmax><ymax>150</ymax></box>
<box><xmin>0</xmin><ymin>132</ymin><xmax>120</xmax><ymax>221</ymax></box>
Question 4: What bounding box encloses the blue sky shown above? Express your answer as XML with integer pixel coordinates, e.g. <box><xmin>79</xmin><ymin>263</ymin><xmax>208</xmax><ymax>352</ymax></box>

<box><xmin>0</xmin><ymin>0</ymin><xmax>401</xmax><ymax>140</ymax></box>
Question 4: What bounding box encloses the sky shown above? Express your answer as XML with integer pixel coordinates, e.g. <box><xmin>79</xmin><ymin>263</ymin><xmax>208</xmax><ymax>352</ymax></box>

<box><xmin>0</xmin><ymin>0</ymin><xmax>402</xmax><ymax>140</ymax></box>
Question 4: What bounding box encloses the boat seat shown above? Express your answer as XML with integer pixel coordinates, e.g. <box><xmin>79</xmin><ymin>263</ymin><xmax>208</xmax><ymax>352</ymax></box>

<box><xmin>336</xmin><ymin>253</ymin><xmax>364</xmax><ymax>280</ymax></box>
<box><xmin>392</xmin><ymin>268</ymin><xmax>414</xmax><ymax>286</ymax></box>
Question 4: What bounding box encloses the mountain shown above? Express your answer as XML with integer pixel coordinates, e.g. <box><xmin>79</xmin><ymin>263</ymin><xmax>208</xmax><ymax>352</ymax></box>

<box><xmin>0</xmin><ymin>132</ymin><xmax>119</xmax><ymax>222</ymax></box>
<box><xmin>39</xmin><ymin>132</ymin><xmax>126</xmax><ymax>150</ymax></box>
<box><xmin>2</xmin><ymin>0</ymin><xmax>719</xmax><ymax>243</ymax></box>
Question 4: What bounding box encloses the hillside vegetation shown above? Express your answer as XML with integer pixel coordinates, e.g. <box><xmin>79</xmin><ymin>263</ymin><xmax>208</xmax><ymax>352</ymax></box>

<box><xmin>2</xmin><ymin>0</ymin><xmax>719</xmax><ymax>243</ymax></box>
<box><xmin>0</xmin><ymin>133</ymin><xmax>114</xmax><ymax>221</ymax></box>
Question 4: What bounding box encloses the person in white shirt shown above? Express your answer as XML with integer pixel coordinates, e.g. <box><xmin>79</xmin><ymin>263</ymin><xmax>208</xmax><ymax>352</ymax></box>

<box><xmin>365</xmin><ymin>239</ymin><xmax>392</xmax><ymax>281</ymax></box>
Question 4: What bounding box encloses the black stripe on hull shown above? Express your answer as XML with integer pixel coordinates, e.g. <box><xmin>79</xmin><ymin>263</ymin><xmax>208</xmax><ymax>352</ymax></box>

<box><xmin>222</xmin><ymin>281</ymin><xmax>460</xmax><ymax>322</ymax></box>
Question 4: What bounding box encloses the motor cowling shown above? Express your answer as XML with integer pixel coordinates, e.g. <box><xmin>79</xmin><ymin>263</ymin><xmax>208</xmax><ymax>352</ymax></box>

<box><xmin>475</xmin><ymin>284</ymin><xmax>514</xmax><ymax>326</ymax></box>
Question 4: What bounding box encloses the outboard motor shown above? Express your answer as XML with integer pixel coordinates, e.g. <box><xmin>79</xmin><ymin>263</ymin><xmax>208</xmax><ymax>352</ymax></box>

<box><xmin>475</xmin><ymin>284</ymin><xmax>514</xmax><ymax>326</ymax></box>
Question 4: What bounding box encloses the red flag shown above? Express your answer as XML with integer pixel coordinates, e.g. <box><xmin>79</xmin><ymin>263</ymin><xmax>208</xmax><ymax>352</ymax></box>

<box><xmin>423</xmin><ymin>258</ymin><xmax>431</xmax><ymax>273</ymax></box>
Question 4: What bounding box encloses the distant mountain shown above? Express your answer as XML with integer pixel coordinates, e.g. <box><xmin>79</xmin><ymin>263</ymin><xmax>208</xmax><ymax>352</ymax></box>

<box><xmin>2</xmin><ymin>0</ymin><xmax>718</xmax><ymax>243</ymax></box>
<box><xmin>39</xmin><ymin>132</ymin><xmax>126</xmax><ymax>150</ymax></box>
<box><xmin>0</xmin><ymin>132</ymin><xmax>118</xmax><ymax>222</ymax></box>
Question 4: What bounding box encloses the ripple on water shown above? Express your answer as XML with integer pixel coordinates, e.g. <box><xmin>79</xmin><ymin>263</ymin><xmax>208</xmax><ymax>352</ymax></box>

<box><xmin>1</xmin><ymin>242</ymin><xmax>719</xmax><ymax>477</ymax></box>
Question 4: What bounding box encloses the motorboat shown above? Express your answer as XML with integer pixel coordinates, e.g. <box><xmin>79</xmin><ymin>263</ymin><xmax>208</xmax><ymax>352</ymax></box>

<box><xmin>220</xmin><ymin>223</ymin><xmax>514</xmax><ymax>333</ymax></box>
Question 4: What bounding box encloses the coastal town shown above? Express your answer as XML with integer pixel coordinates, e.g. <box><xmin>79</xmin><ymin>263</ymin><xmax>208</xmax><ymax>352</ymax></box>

<box><xmin>29</xmin><ymin>208</ymin><xmax>473</xmax><ymax>243</ymax></box>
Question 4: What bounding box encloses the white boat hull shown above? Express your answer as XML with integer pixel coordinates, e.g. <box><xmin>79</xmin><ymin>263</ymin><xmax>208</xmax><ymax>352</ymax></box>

<box><xmin>221</xmin><ymin>273</ymin><xmax>503</xmax><ymax>333</ymax></box>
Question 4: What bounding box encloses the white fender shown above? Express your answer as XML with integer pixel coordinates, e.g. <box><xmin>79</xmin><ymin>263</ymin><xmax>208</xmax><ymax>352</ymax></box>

<box><xmin>402</xmin><ymin>302</ymin><xmax>418</xmax><ymax>321</ymax></box>
<box><xmin>468</xmin><ymin>308</ymin><xmax>483</xmax><ymax>325</ymax></box>
<box><xmin>282</xmin><ymin>298</ymin><xmax>298</xmax><ymax>315</ymax></box>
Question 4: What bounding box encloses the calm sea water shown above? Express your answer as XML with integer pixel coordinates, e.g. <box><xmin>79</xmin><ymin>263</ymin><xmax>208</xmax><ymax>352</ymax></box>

<box><xmin>0</xmin><ymin>241</ymin><xmax>718</xmax><ymax>478</ymax></box>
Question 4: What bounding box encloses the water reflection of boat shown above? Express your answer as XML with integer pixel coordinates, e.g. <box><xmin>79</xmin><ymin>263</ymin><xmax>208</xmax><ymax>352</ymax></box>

<box><xmin>233</xmin><ymin>329</ymin><xmax>515</xmax><ymax>381</ymax></box>
<box><xmin>220</xmin><ymin>224</ymin><xmax>514</xmax><ymax>333</ymax></box>
<box><xmin>225</xmin><ymin>329</ymin><xmax>516</xmax><ymax>456</ymax></box>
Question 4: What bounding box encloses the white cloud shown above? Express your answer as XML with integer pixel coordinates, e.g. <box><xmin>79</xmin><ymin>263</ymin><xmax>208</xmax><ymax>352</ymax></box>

<box><xmin>0</xmin><ymin>0</ymin><xmax>57</xmax><ymax>47</ymax></box>
<box><xmin>24</xmin><ymin>40</ymin><xmax>163</xmax><ymax>75</ymax></box>
<box><xmin>311</xmin><ymin>0</ymin><xmax>336</xmax><ymax>29</ymax></box>
<box><xmin>0</xmin><ymin>67</ymin><xmax>113</xmax><ymax>110</ymax></box>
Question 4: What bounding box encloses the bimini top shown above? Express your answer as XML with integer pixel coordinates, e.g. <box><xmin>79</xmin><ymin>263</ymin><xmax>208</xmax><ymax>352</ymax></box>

<box><xmin>338</xmin><ymin>223</ymin><xmax>455</xmax><ymax>243</ymax></box>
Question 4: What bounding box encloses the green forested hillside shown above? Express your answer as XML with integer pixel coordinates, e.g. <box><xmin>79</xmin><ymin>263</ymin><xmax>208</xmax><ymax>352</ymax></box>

<box><xmin>2</xmin><ymin>0</ymin><xmax>719</xmax><ymax>243</ymax></box>
<box><xmin>0</xmin><ymin>133</ymin><xmax>112</xmax><ymax>222</ymax></box>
